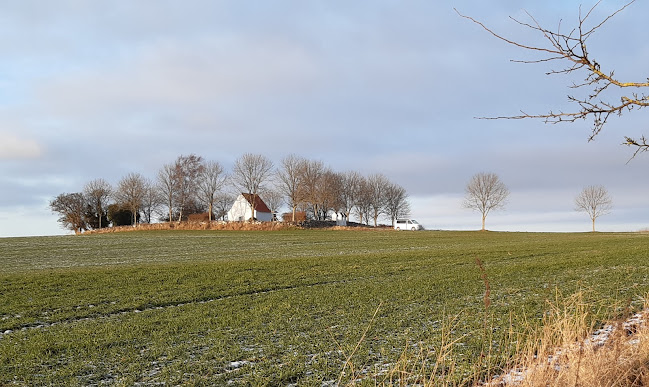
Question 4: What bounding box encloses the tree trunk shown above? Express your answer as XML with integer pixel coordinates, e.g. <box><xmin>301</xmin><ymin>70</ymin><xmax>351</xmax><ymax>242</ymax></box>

<box><xmin>249</xmin><ymin>194</ymin><xmax>256</xmax><ymax>222</ymax></box>
<box><xmin>208</xmin><ymin>203</ymin><xmax>213</xmax><ymax>222</ymax></box>
<box><xmin>292</xmin><ymin>206</ymin><xmax>296</xmax><ymax>222</ymax></box>
<box><xmin>481</xmin><ymin>214</ymin><xmax>486</xmax><ymax>231</ymax></box>
<box><xmin>592</xmin><ymin>217</ymin><xmax>596</xmax><ymax>232</ymax></box>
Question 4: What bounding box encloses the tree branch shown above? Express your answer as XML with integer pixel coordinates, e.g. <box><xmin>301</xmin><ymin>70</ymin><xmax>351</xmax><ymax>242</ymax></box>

<box><xmin>457</xmin><ymin>1</ymin><xmax>649</xmax><ymax>159</ymax></box>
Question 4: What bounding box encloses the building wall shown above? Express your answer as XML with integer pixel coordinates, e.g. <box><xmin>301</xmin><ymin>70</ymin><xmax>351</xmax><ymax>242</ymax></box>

<box><xmin>227</xmin><ymin>194</ymin><xmax>273</xmax><ymax>222</ymax></box>
<box><xmin>227</xmin><ymin>195</ymin><xmax>252</xmax><ymax>222</ymax></box>
<box><xmin>254</xmin><ymin>210</ymin><xmax>273</xmax><ymax>222</ymax></box>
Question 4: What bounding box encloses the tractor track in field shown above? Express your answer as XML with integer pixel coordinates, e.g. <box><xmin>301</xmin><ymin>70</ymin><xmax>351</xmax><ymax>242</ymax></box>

<box><xmin>0</xmin><ymin>277</ymin><xmax>364</xmax><ymax>339</ymax></box>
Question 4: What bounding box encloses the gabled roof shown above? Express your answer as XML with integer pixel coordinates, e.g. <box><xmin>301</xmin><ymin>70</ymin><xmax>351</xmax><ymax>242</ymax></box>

<box><xmin>241</xmin><ymin>193</ymin><xmax>271</xmax><ymax>213</ymax></box>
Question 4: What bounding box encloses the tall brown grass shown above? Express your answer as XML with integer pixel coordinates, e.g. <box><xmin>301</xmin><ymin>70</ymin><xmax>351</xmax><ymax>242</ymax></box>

<box><xmin>488</xmin><ymin>293</ymin><xmax>649</xmax><ymax>386</ymax></box>
<box><xmin>341</xmin><ymin>281</ymin><xmax>649</xmax><ymax>386</ymax></box>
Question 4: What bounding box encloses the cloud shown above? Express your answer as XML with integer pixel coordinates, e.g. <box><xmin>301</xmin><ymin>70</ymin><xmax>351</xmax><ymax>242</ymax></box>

<box><xmin>35</xmin><ymin>35</ymin><xmax>322</xmax><ymax>119</ymax></box>
<box><xmin>0</xmin><ymin>1</ymin><xmax>647</xmax><ymax>237</ymax></box>
<box><xmin>0</xmin><ymin>132</ymin><xmax>43</xmax><ymax>160</ymax></box>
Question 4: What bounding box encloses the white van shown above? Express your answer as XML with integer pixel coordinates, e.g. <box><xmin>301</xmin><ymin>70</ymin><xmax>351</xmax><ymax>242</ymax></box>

<box><xmin>394</xmin><ymin>219</ymin><xmax>424</xmax><ymax>231</ymax></box>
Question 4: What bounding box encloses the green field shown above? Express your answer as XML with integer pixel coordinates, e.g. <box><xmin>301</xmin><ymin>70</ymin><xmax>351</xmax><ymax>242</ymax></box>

<box><xmin>0</xmin><ymin>230</ymin><xmax>648</xmax><ymax>385</ymax></box>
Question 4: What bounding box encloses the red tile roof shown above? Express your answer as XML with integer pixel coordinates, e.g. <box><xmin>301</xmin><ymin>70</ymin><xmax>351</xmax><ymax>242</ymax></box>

<box><xmin>241</xmin><ymin>193</ymin><xmax>271</xmax><ymax>213</ymax></box>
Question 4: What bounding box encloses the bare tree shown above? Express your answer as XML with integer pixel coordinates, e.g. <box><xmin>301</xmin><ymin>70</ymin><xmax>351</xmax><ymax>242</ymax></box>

<box><xmin>383</xmin><ymin>182</ymin><xmax>411</xmax><ymax>227</ymax></box>
<box><xmin>50</xmin><ymin>192</ymin><xmax>87</xmax><ymax>233</ymax></box>
<box><xmin>231</xmin><ymin>153</ymin><xmax>274</xmax><ymax>219</ymax></box>
<box><xmin>214</xmin><ymin>193</ymin><xmax>235</xmax><ymax>221</ymax></box>
<box><xmin>261</xmin><ymin>188</ymin><xmax>284</xmax><ymax>220</ymax></box>
<box><xmin>114</xmin><ymin>172</ymin><xmax>147</xmax><ymax>227</ymax></box>
<box><xmin>141</xmin><ymin>178</ymin><xmax>161</xmax><ymax>224</ymax></box>
<box><xmin>173</xmin><ymin>154</ymin><xmax>204</xmax><ymax>221</ymax></box>
<box><xmin>157</xmin><ymin>163</ymin><xmax>177</xmax><ymax>222</ymax></box>
<box><xmin>575</xmin><ymin>185</ymin><xmax>613</xmax><ymax>232</ymax></box>
<box><xmin>297</xmin><ymin>159</ymin><xmax>326</xmax><ymax>220</ymax></box>
<box><xmin>197</xmin><ymin>161</ymin><xmax>227</xmax><ymax>222</ymax></box>
<box><xmin>354</xmin><ymin>176</ymin><xmax>372</xmax><ymax>225</ymax></box>
<box><xmin>83</xmin><ymin>178</ymin><xmax>112</xmax><ymax>229</ymax></box>
<box><xmin>304</xmin><ymin>169</ymin><xmax>343</xmax><ymax>221</ymax></box>
<box><xmin>276</xmin><ymin>154</ymin><xmax>305</xmax><ymax>222</ymax></box>
<box><xmin>318</xmin><ymin>170</ymin><xmax>344</xmax><ymax>220</ymax></box>
<box><xmin>463</xmin><ymin>172</ymin><xmax>509</xmax><ymax>231</ymax></box>
<box><xmin>457</xmin><ymin>2</ymin><xmax>649</xmax><ymax>158</ymax></box>
<box><xmin>340</xmin><ymin>171</ymin><xmax>362</xmax><ymax>221</ymax></box>
<box><xmin>366</xmin><ymin>173</ymin><xmax>390</xmax><ymax>227</ymax></box>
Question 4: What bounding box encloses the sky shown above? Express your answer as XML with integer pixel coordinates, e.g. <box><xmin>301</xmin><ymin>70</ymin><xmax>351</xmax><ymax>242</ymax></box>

<box><xmin>1</xmin><ymin>0</ymin><xmax>648</xmax><ymax>237</ymax></box>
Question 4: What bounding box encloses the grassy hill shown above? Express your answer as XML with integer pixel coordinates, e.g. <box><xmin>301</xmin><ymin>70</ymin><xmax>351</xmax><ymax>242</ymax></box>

<box><xmin>0</xmin><ymin>230</ymin><xmax>647</xmax><ymax>385</ymax></box>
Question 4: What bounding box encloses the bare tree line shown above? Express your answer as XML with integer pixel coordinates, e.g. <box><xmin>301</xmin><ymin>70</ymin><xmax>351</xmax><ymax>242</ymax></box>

<box><xmin>275</xmin><ymin>155</ymin><xmax>410</xmax><ymax>226</ymax></box>
<box><xmin>462</xmin><ymin>172</ymin><xmax>614</xmax><ymax>231</ymax></box>
<box><xmin>49</xmin><ymin>153</ymin><xmax>411</xmax><ymax>233</ymax></box>
<box><xmin>50</xmin><ymin>163</ymin><xmax>615</xmax><ymax>233</ymax></box>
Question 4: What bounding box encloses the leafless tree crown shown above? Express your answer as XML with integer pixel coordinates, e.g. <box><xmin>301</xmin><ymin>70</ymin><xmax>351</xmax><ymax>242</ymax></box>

<box><xmin>140</xmin><ymin>178</ymin><xmax>161</xmax><ymax>224</ymax></box>
<box><xmin>231</xmin><ymin>153</ymin><xmax>274</xmax><ymax>217</ymax></box>
<box><xmin>83</xmin><ymin>178</ymin><xmax>112</xmax><ymax>229</ymax></box>
<box><xmin>114</xmin><ymin>172</ymin><xmax>147</xmax><ymax>226</ymax></box>
<box><xmin>260</xmin><ymin>188</ymin><xmax>284</xmax><ymax>217</ymax></box>
<box><xmin>232</xmin><ymin>153</ymin><xmax>274</xmax><ymax>195</ymax></box>
<box><xmin>383</xmin><ymin>182</ymin><xmax>411</xmax><ymax>227</ymax></box>
<box><xmin>463</xmin><ymin>172</ymin><xmax>509</xmax><ymax>231</ymax></box>
<box><xmin>457</xmin><ymin>1</ymin><xmax>649</xmax><ymax>158</ymax></box>
<box><xmin>174</xmin><ymin>154</ymin><xmax>205</xmax><ymax>221</ymax></box>
<box><xmin>213</xmin><ymin>193</ymin><xmax>236</xmax><ymax>221</ymax></box>
<box><xmin>340</xmin><ymin>171</ymin><xmax>362</xmax><ymax>220</ymax></box>
<box><xmin>276</xmin><ymin>154</ymin><xmax>306</xmax><ymax>222</ymax></box>
<box><xmin>157</xmin><ymin>163</ymin><xmax>178</xmax><ymax>222</ymax></box>
<box><xmin>574</xmin><ymin>184</ymin><xmax>612</xmax><ymax>231</ymax></box>
<box><xmin>366</xmin><ymin>173</ymin><xmax>390</xmax><ymax>227</ymax></box>
<box><xmin>296</xmin><ymin>159</ymin><xmax>325</xmax><ymax>219</ymax></box>
<box><xmin>197</xmin><ymin>161</ymin><xmax>227</xmax><ymax>222</ymax></box>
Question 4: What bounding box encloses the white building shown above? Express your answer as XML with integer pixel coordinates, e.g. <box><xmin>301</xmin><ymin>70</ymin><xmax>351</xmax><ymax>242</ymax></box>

<box><xmin>227</xmin><ymin>193</ymin><xmax>273</xmax><ymax>222</ymax></box>
<box><xmin>332</xmin><ymin>212</ymin><xmax>347</xmax><ymax>226</ymax></box>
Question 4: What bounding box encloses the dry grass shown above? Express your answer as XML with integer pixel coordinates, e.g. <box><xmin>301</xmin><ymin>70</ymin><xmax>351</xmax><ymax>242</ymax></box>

<box><xmin>85</xmin><ymin>221</ymin><xmax>298</xmax><ymax>234</ymax></box>
<box><xmin>340</xmin><ymin>296</ymin><xmax>649</xmax><ymax>386</ymax></box>
<box><xmin>487</xmin><ymin>293</ymin><xmax>649</xmax><ymax>387</ymax></box>
<box><xmin>83</xmin><ymin>222</ymin><xmax>386</xmax><ymax>234</ymax></box>
<box><xmin>340</xmin><ymin>289</ymin><xmax>649</xmax><ymax>386</ymax></box>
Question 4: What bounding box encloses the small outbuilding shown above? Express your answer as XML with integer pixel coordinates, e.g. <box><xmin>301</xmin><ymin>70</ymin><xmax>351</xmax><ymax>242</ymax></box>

<box><xmin>227</xmin><ymin>193</ymin><xmax>273</xmax><ymax>222</ymax></box>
